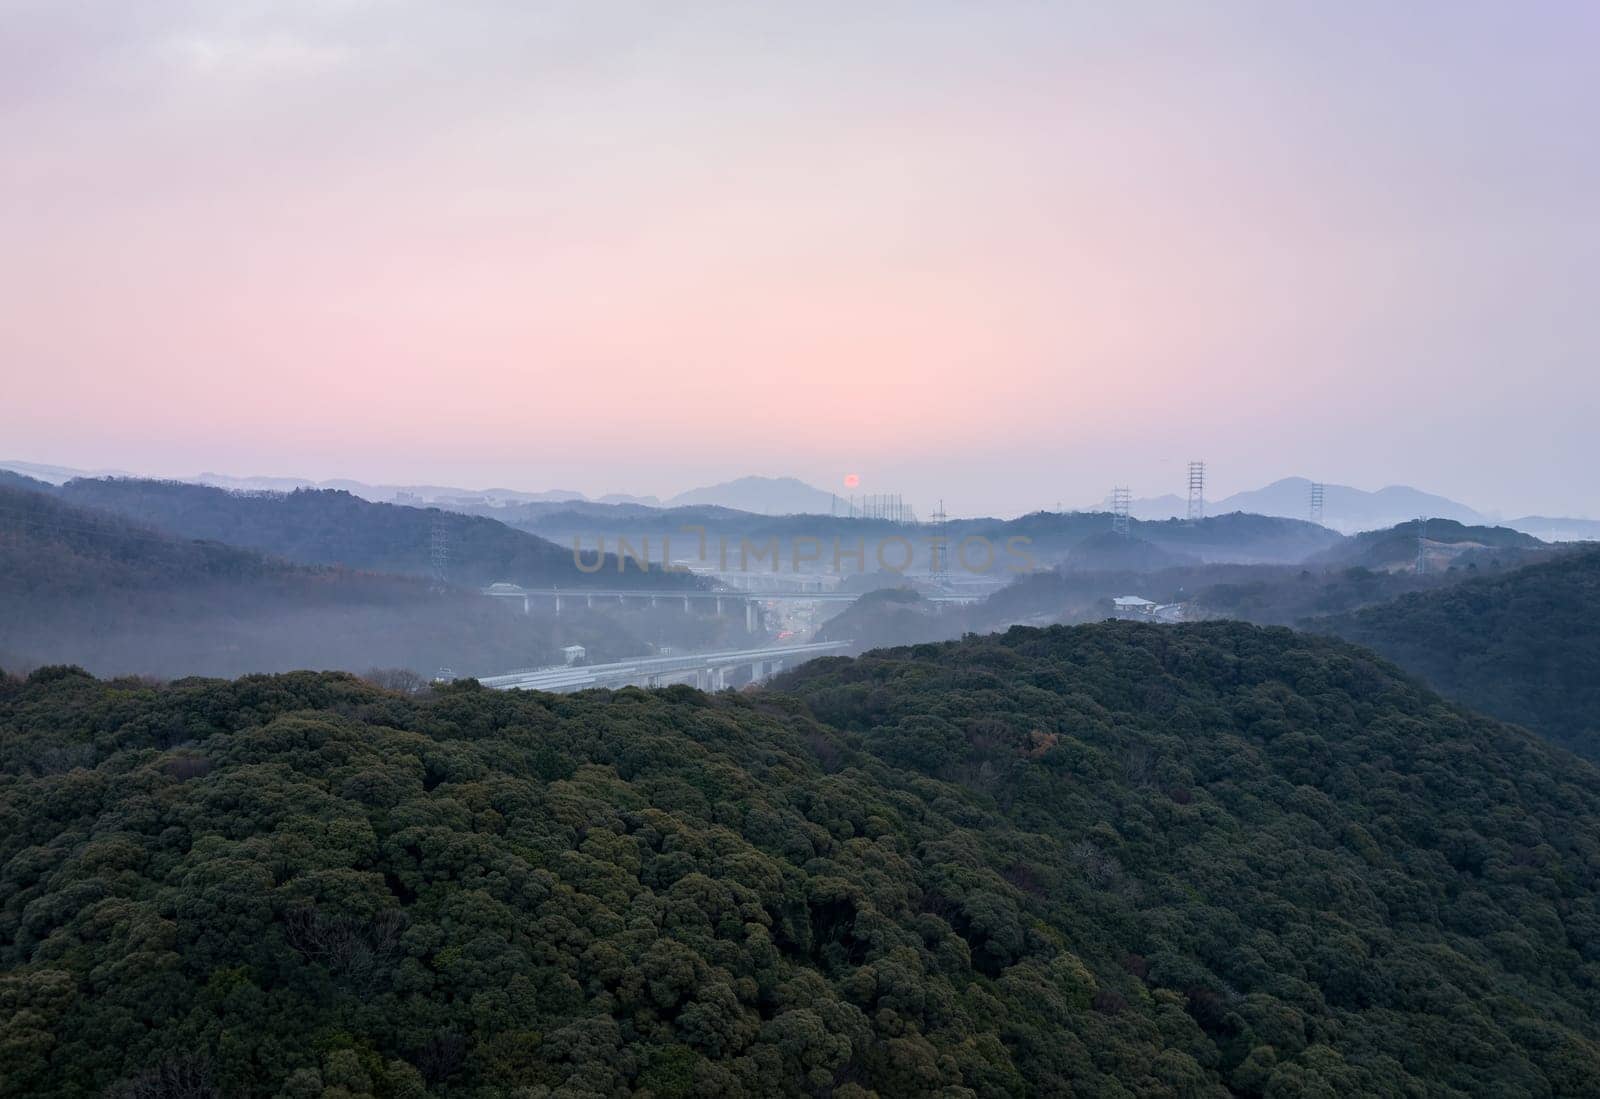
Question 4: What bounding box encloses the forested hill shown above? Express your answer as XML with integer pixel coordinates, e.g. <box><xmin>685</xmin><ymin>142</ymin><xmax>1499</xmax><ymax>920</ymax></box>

<box><xmin>0</xmin><ymin>484</ymin><xmax>646</xmax><ymax>677</ymax></box>
<box><xmin>6</xmin><ymin>624</ymin><xmax>1600</xmax><ymax>1096</ymax></box>
<box><xmin>815</xmin><ymin>587</ymin><xmax>963</xmax><ymax>651</ymax></box>
<box><xmin>482</xmin><ymin>504</ymin><xmax>1343</xmax><ymax>568</ymax></box>
<box><xmin>1312</xmin><ymin>547</ymin><xmax>1600</xmax><ymax>759</ymax></box>
<box><xmin>51</xmin><ymin>478</ymin><xmax>698</xmax><ymax>590</ymax></box>
<box><xmin>0</xmin><ymin>468</ymin><xmax>55</xmax><ymax>494</ymax></box>
<box><xmin>1315</xmin><ymin>518</ymin><xmax>1546</xmax><ymax>572</ymax></box>
<box><xmin>807</xmin><ymin>558</ymin><xmax>1480</xmax><ymax>655</ymax></box>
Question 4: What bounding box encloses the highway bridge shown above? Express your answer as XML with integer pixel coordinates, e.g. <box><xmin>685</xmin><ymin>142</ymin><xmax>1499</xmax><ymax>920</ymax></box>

<box><xmin>477</xmin><ymin>641</ymin><xmax>852</xmax><ymax>693</ymax></box>
<box><xmin>482</xmin><ymin>583</ymin><xmax>983</xmax><ymax>628</ymax></box>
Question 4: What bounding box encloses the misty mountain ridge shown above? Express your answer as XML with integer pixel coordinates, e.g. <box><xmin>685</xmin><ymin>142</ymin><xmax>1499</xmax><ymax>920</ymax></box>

<box><xmin>0</xmin><ymin>458</ymin><xmax>138</xmax><ymax>484</ymax></box>
<box><xmin>10</xmin><ymin>459</ymin><xmax>1598</xmax><ymax>538</ymax></box>
<box><xmin>0</xmin><ymin>459</ymin><xmax>664</xmax><ymax>508</ymax></box>
<box><xmin>0</xmin><ymin>482</ymin><xmax>648</xmax><ymax>678</ymax></box>
<box><xmin>194</xmin><ymin>472</ymin><xmax>664</xmax><ymax>508</ymax></box>
<box><xmin>2</xmin><ymin>461</ymin><xmax>862</xmax><ymax>522</ymax></box>
<box><xmin>1221</xmin><ymin>477</ymin><xmax>1490</xmax><ymax>531</ymax></box>
<box><xmin>662</xmin><ymin>474</ymin><xmax>845</xmax><ymax>514</ymax></box>
<box><xmin>1101</xmin><ymin>477</ymin><xmax>1493</xmax><ymax>533</ymax></box>
<box><xmin>43</xmin><ymin>478</ymin><xmax>701</xmax><ymax>591</ymax></box>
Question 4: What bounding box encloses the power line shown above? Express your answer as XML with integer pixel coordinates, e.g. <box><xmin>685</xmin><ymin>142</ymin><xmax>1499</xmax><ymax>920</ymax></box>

<box><xmin>930</xmin><ymin>499</ymin><xmax>949</xmax><ymax>581</ymax></box>
<box><xmin>1111</xmin><ymin>487</ymin><xmax>1132</xmax><ymax>538</ymax></box>
<box><xmin>1186</xmin><ymin>461</ymin><xmax>1205</xmax><ymax>523</ymax></box>
<box><xmin>429</xmin><ymin>511</ymin><xmax>450</xmax><ymax>591</ymax></box>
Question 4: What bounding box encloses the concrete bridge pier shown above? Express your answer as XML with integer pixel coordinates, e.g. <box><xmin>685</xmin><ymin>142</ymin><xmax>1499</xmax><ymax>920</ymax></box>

<box><xmin>693</xmin><ymin>666</ymin><xmax>729</xmax><ymax>691</ymax></box>
<box><xmin>745</xmin><ymin>600</ymin><xmax>757</xmax><ymax>632</ymax></box>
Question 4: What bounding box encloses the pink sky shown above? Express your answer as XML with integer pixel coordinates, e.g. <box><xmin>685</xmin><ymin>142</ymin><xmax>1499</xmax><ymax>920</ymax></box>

<box><xmin>4</xmin><ymin>3</ymin><xmax>1598</xmax><ymax>516</ymax></box>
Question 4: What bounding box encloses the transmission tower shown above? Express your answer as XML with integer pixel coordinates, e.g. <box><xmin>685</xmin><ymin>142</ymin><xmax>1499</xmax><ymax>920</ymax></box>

<box><xmin>930</xmin><ymin>499</ymin><xmax>950</xmax><ymax>582</ymax></box>
<box><xmin>1111</xmin><ymin>487</ymin><xmax>1132</xmax><ymax>538</ymax></box>
<box><xmin>1308</xmin><ymin>482</ymin><xmax>1325</xmax><ymax>524</ymax></box>
<box><xmin>430</xmin><ymin>511</ymin><xmax>450</xmax><ymax>591</ymax></box>
<box><xmin>1186</xmin><ymin>461</ymin><xmax>1206</xmax><ymax>522</ymax></box>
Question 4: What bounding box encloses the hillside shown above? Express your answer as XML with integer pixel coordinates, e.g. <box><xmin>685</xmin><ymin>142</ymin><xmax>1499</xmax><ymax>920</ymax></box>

<box><xmin>1314</xmin><ymin>518</ymin><xmax>1546</xmax><ymax>572</ymax></box>
<box><xmin>961</xmin><ymin>512</ymin><xmax>1339</xmax><ymax>568</ymax></box>
<box><xmin>0</xmin><ymin>469</ymin><xmax>55</xmax><ymax>494</ymax></box>
<box><xmin>813</xmin><ymin>558</ymin><xmax>1478</xmax><ymax>655</ymax></box>
<box><xmin>1065</xmin><ymin>532</ymin><xmax>1193</xmax><ymax>571</ymax></box>
<box><xmin>0</xmin><ymin>485</ymin><xmax>645</xmax><ymax>678</ymax></box>
<box><xmin>5</xmin><ymin>624</ymin><xmax>1600</xmax><ymax>1095</ymax></box>
<box><xmin>50</xmin><ymin>479</ymin><xmax>697</xmax><ymax>590</ymax></box>
<box><xmin>1312</xmin><ymin>548</ymin><xmax>1600</xmax><ymax>759</ymax></box>
<box><xmin>495</xmin><ymin>506</ymin><xmax>1344</xmax><ymax>576</ymax></box>
<box><xmin>778</xmin><ymin>623</ymin><xmax>1600</xmax><ymax>1094</ymax></box>
<box><xmin>815</xmin><ymin>587</ymin><xmax>963</xmax><ymax>651</ymax></box>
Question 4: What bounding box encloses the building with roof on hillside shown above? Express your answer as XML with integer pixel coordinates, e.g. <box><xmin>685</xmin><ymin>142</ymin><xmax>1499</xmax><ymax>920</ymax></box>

<box><xmin>1111</xmin><ymin>596</ymin><xmax>1157</xmax><ymax>619</ymax></box>
<box><xmin>1111</xmin><ymin>595</ymin><xmax>1188</xmax><ymax>623</ymax></box>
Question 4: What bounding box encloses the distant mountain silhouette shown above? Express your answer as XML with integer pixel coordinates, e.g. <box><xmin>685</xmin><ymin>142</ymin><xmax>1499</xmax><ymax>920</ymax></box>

<box><xmin>1219</xmin><ymin>477</ymin><xmax>1488</xmax><ymax>531</ymax></box>
<box><xmin>1088</xmin><ymin>492</ymin><xmax>1189</xmax><ymax>521</ymax></box>
<box><xmin>1503</xmin><ymin>515</ymin><xmax>1600</xmax><ymax>542</ymax></box>
<box><xmin>1103</xmin><ymin>477</ymin><xmax>1489</xmax><ymax>533</ymax></box>
<box><xmin>191</xmin><ymin>472</ymin><xmax>641</xmax><ymax>506</ymax></box>
<box><xmin>0</xmin><ymin>459</ymin><xmax>662</xmax><ymax>508</ymax></box>
<box><xmin>11</xmin><ymin>460</ymin><xmax>1595</xmax><ymax>537</ymax></box>
<box><xmin>1127</xmin><ymin>493</ymin><xmax>1190</xmax><ymax>520</ymax></box>
<box><xmin>0</xmin><ymin>458</ymin><xmax>137</xmax><ymax>483</ymax></box>
<box><xmin>665</xmin><ymin>475</ymin><xmax>840</xmax><ymax>514</ymax></box>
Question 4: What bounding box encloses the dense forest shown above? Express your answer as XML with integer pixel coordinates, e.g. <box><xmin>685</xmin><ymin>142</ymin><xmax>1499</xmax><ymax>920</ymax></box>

<box><xmin>48</xmin><ymin>479</ymin><xmax>698</xmax><ymax>591</ymax></box>
<box><xmin>5</xmin><ymin>623</ymin><xmax>1600</xmax><ymax>1096</ymax></box>
<box><xmin>810</xmin><ymin>556</ymin><xmax>1508</xmax><ymax>655</ymax></box>
<box><xmin>0</xmin><ymin>484</ymin><xmax>647</xmax><ymax>678</ymax></box>
<box><xmin>1313</xmin><ymin>547</ymin><xmax>1600</xmax><ymax>760</ymax></box>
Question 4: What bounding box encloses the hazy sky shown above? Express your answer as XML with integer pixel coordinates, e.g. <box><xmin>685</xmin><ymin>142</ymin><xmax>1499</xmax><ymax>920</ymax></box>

<box><xmin>4</xmin><ymin>2</ymin><xmax>1598</xmax><ymax>517</ymax></box>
